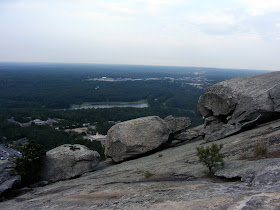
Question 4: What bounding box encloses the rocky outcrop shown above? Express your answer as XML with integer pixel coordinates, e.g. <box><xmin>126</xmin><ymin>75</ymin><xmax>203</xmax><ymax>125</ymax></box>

<box><xmin>41</xmin><ymin>144</ymin><xmax>100</xmax><ymax>182</ymax></box>
<box><xmin>215</xmin><ymin>158</ymin><xmax>280</xmax><ymax>186</ymax></box>
<box><xmin>198</xmin><ymin>71</ymin><xmax>280</xmax><ymax>141</ymax></box>
<box><xmin>105</xmin><ymin>116</ymin><xmax>171</xmax><ymax>162</ymax></box>
<box><xmin>0</xmin><ymin>160</ymin><xmax>21</xmax><ymax>196</ymax></box>
<box><xmin>1</xmin><ymin>118</ymin><xmax>280</xmax><ymax>210</ymax></box>
<box><xmin>164</xmin><ymin>115</ymin><xmax>191</xmax><ymax>136</ymax></box>
<box><xmin>174</xmin><ymin>125</ymin><xmax>205</xmax><ymax>142</ymax></box>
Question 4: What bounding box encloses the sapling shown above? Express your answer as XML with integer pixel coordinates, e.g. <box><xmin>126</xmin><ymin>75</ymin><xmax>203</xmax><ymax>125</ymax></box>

<box><xmin>196</xmin><ymin>143</ymin><xmax>224</xmax><ymax>175</ymax></box>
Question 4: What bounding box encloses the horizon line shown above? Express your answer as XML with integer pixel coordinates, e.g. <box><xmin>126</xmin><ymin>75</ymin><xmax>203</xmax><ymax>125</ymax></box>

<box><xmin>0</xmin><ymin>61</ymin><xmax>274</xmax><ymax>72</ymax></box>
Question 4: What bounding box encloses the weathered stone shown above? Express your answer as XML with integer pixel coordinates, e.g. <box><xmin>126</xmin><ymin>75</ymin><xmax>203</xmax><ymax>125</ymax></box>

<box><xmin>164</xmin><ymin>115</ymin><xmax>191</xmax><ymax>135</ymax></box>
<box><xmin>215</xmin><ymin>159</ymin><xmax>280</xmax><ymax>186</ymax></box>
<box><xmin>41</xmin><ymin>144</ymin><xmax>100</xmax><ymax>182</ymax></box>
<box><xmin>105</xmin><ymin>116</ymin><xmax>171</xmax><ymax>162</ymax></box>
<box><xmin>198</xmin><ymin>71</ymin><xmax>280</xmax><ymax>141</ymax></box>
<box><xmin>175</xmin><ymin>125</ymin><xmax>204</xmax><ymax>142</ymax></box>
<box><xmin>1</xmin><ymin>119</ymin><xmax>280</xmax><ymax>210</ymax></box>
<box><xmin>0</xmin><ymin>160</ymin><xmax>21</xmax><ymax>196</ymax></box>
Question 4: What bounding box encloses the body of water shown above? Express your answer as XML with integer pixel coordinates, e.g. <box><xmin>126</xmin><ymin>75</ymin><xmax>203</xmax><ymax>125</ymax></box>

<box><xmin>70</xmin><ymin>103</ymin><xmax>149</xmax><ymax>110</ymax></box>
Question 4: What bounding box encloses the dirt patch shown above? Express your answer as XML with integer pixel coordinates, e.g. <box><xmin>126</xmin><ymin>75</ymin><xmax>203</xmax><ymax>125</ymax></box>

<box><xmin>244</xmin><ymin>151</ymin><xmax>280</xmax><ymax>161</ymax></box>
<box><xmin>60</xmin><ymin>190</ymin><xmax>137</xmax><ymax>201</ymax></box>
<box><xmin>34</xmin><ymin>185</ymin><xmax>80</xmax><ymax>196</ymax></box>
<box><xmin>144</xmin><ymin>195</ymin><xmax>232</xmax><ymax>210</ymax></box>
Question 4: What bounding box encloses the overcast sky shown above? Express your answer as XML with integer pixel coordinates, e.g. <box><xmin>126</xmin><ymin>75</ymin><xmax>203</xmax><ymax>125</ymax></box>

<box><xmin>1</xmin><ymin>0</ymin><xmax>280</xmax><ymax>70</ymax></box>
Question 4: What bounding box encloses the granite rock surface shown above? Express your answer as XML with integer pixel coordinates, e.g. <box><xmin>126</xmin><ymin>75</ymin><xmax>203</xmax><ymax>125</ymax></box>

<box><xmin>105</xmin><ymin>116</ymin><xmax>171</xmax><ymax>162</ymax></box>
<box><xmin>41</xmin><ymin>144</ymin><xmax>100</xmax><ymax>182</ymax></box>
<box><xmin>1</xmin><ymin>119</ymin><xmax>280</xmax><ymax>209</ymax></box>
<box><xmin>198</xmin><ymin>71</ymin><xmax>280</xmax><ymax>141</ymax></box>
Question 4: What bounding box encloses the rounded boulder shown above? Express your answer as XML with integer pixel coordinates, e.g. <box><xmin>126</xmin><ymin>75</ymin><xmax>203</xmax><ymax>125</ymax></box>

<box><xmin>41</xmin><ymin>144</ymin><xmax>100</xmax><ymax>182</ymax></box>
<box><xmin>105</xmin><ymin>116</ymin><xmax>171</xmax><ymax>162</ymax></box>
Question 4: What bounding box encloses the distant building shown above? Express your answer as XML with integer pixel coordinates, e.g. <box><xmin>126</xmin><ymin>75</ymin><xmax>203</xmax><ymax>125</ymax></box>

<box><xmin>33</xmin><ymin>118</ymin><xmax>58</xmax><ymax>126</ymax></box>
<box><xmin>33</xmin><ymin>119</ymin><xmax>45</xmax><ymax>125</ymax></box>
<box><xmin>87</xmin><ymin>133</ymin><xmax>106</xmax><ymax>146</ymax></box>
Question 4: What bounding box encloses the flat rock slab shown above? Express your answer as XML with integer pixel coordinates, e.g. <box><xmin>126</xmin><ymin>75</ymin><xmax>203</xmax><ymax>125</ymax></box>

<box><xmin>215</xmin><ymin>158</ymin><xmax>280</xmax><ymax>185</ymax></box>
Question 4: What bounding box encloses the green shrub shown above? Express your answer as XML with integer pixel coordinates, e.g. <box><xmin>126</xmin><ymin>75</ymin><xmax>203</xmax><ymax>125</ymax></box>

<box><xmin>15</xmin><ymin>141</ymin><xmax>46</xmax><ymax>186</ymax></box>
<box><xmin>196</xmin><ymin>143</ymin><xmax>224</xmax><ymax>175</ymax></box>
<box><xmin>254</xmin><ymin>140</ymin><xmax>268</xmax><ymax>157</ymax></box>
<box><xmin>143</xmin><ymin>170</ymin><xmax>153</xmax><ymax>178</ymax></box>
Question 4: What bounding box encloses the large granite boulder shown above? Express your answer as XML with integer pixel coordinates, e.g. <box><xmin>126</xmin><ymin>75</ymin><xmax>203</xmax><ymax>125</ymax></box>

<box><xmin>0</xmin><ymin>160</ymin><xmax>21</xmax><ymax>196</ymax></box>
<box><xmin>41</xmin><ymin>144</ymin><xmax>100</xmax><ymax>182</ymax></box>
<box><xmin>198</xmin><ymin>71</ymin><xmax>280</xmax><ymax>141</ymax></box>
<box><xmin>105</xmin><ymin>116</ymin><xmax>171</xmax><ymax>162</ymax></box>
<box><xmin>164</xmin><ymin>115</ymin><xmax>191</xmax><ymax>135</ymax></box>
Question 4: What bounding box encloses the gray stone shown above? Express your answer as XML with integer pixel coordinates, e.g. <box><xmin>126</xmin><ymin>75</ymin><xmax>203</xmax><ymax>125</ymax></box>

<box><xmin>41</xmin><ymin>144</ymin><xmax>100</xmax><ymax>182</ymax></box>
<box><xmin>105</xmin><ymin>116</ymin><xmax>171</xmax><ymax>162</ymax></box>
<box><xmin>198</xmin><ymin>71</ymin><xmax>280</xmax><ymax>141</ymax></box>
<box><xmin>175</xmin><ymin>125</ymin><xmax>204</xmax><ymax>142</ymax></box>
<box><xmin>215</xmin><ymin>158</ymin><xmax>280</xmax><ymax>186</ymax></box>
<box><xmin>29</xmin><ymin>181</ymin><xmax>49</xmax><ymax>188</ymax></box>
<box><xmin>1</xmin><ymin>119</ymin><xmax>280</xmax><ymax>210</ymax></box>
<box><xmin>164</xmin><ymin>115</ymin><xmax>191</xmax><ymax>135</ymax></box>
<box><xmin>0</xmin><ymin>160</ymin><xmax>21</xmax><ymax>196</ymax></box>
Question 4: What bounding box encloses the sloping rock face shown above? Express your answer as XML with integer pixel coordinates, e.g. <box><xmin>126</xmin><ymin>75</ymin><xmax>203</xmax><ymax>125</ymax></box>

<box><xmin>215</xmin><ymin>158</ymin><xmax>280</xmax><ymax>186</ymax></box>
<box><xmin>164</xmin><ymin>115</ymin><xmax>191</xmax><ymax>135</ymax></box>
<box><xmin>105</xmin><ymin>116</ymin><xmax>171</xmax><ymax>162</ymax></box>
<box><xmin>1</xmin><ymin>119</ymin><xmax>280</xmax><ymax>210</ymax></box>
<box><xmin>198</xmin><ymin>71</ymin><xmax>280</xmax><ymax>141</ymax></box>
<box><xmin>41</xmin><ymin>144</ymin><xmax>100</xmax><ymax>182</ymax></box>
<box><xmin>0</xmin><ymin>160</ymin><xmax>21</xmax><ymax>196</ymax></box>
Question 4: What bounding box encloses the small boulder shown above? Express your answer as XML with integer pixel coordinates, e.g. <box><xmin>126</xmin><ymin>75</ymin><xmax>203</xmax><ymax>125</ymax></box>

<box><xmin>164</xmin><ymin>115</ymin><xmax>191</xmax><ymax>135</ymax></box>
<box><xmin>105</xmin><ymin>116</ymin><xmax>171</xmax><ymax>162</ymax></box>
<box><xmin>41</xmin><ymin>144</ymin><xmax>100</xmax><ymax>182</ymax></box>
<box><xmin>0</xmin><ymin>160</ymin><xmax>21</xmax><ymax>196</ymax></box>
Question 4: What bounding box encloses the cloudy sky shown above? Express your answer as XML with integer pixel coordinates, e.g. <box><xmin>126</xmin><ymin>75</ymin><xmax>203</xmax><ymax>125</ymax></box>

<box><xmin>1</xmin><ymin>0</ymin><xmax>280</xmax><ymax>70</ymax></box>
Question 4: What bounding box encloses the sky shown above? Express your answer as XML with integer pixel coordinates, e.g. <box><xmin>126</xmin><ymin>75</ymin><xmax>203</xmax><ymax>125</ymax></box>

<box><xmin>0</xmin><ymin>0</ymin><xmax>280</xmax><ymax>70</ymax></box>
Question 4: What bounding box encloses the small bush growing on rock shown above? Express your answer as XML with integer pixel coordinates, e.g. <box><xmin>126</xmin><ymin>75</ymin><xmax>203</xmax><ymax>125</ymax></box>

<box><xmin>143</xmin><ymin>171</ymin><xmax>153</xmax><ymax>178</ymax></box>
<box><xmin>15</xmin><ymin>141</ymin><xmax>46</xmax><ymax>186</ymax></box>
<box><xmin>196</xmin><ymin>143</ymin><xmax>224</xmax><ymax>175</ymax></box>
<box><xmin>254</xmin><ymin>139</ymin><xmax>268</xmax><ymax>158</ymax></box>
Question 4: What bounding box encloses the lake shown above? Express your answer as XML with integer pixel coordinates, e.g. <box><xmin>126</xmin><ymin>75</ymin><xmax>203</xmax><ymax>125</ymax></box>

<box><xmin>70</xmin><ymin>103</ymin><xmax>149</xmax><ymax>110</ymax></box>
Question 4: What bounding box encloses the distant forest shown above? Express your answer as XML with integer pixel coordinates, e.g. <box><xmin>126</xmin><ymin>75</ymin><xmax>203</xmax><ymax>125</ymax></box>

<box><xmin>0</xmin><ymin>62</ymin><xmax>269</xmax><ymax>155</ymax></box>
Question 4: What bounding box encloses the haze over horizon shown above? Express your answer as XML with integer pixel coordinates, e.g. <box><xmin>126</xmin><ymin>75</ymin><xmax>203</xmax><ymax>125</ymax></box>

<box><xmin>1</xmin><ymin>0</ymin><xmax>280</xmax><ymax>71</ymax></box>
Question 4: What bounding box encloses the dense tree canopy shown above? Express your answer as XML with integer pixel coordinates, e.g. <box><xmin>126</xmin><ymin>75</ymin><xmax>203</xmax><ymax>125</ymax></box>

<box><xmin>0</xmin><ymin>63</ymin><xmax>265</xmax><ymax>156</ymax></box>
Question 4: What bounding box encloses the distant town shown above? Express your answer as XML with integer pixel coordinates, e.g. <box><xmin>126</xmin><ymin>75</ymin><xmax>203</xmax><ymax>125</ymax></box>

<box><xmin>87</xmin><ymin>74</ymin><xmax>213</xmax><ymax>90</ymax></box>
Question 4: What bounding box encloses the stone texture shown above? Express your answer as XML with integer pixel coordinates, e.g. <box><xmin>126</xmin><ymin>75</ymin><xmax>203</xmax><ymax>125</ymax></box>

<box><xmin>164</xmin><ymin>115</ymin><xmax>191</xmax><ymax>135</ymax></box>
<box><xmin>105</xmin><ymin>116</ymin><xmax>171</xmax><ymax>162</ymax></box>
<box><xmin>41</xmin><ymin>144</ymin><xmax>100</xmax><ymax>182</ymax></box>
<box><xmin>198</xmin><ymin>71</ymin><xmax>280</xmax><ymax>141</ymax></box>
<box><xmin>0</xmin><ymin>160</ymin><xmax>21</xmax><ymax>196</ymax></box>
<box><xmin>1</xmin><ymin>118</ymin><xmax>280</xmax><ymax>209</ymax></box>
<box><xmin>215</xmin><ymin>158</ymin><xmax>280</xmax><ymax>185</ymax></box>
<box><xmin>175</xmin><ymin>125</ymin><xmax>205</xmax><ymax>142</ymax></box>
